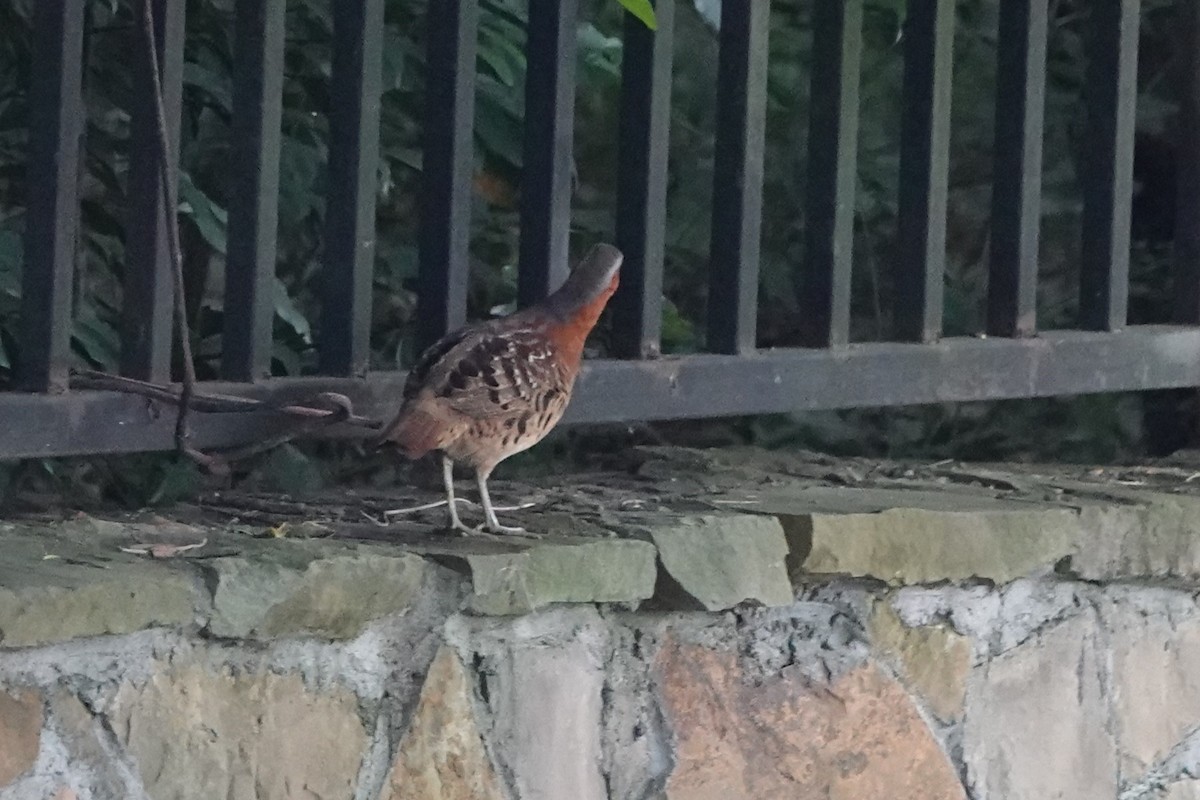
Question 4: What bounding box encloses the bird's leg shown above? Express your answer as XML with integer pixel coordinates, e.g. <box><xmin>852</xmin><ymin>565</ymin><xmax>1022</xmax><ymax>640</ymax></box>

<box><xmin>475</xmin><ymin>469</ymin><xmax>535</xmax><ymax>536</ymax></box>
<box><xmin>443</xmin><ymin>456</ymin><xmax>474</xmax><ymax>534</ymax></box>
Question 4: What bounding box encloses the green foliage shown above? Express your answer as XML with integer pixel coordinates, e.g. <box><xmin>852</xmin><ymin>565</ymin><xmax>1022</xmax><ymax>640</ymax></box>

<box><xmin>2</xmin><ymin>454</ymin><xmax>205</xmax><ymax>508</ymax></box>
<box><xmin>741</xmin><ymin>393</ymin><xmax>1145</xmax><ymax>465</ymax></box>
<box><xmin>0</xmin><ymin>0</ymin><xmax>1191</xmax><ymax>506</ymax></box>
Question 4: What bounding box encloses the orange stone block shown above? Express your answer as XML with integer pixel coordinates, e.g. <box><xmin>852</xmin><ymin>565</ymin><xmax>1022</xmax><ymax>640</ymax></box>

<box><xmin>0</xmin><ymin>689</ymin><xmax>42</xmax><ymax>787</ymax></box>
<box><xmin>656</xmin><ymin>640</ymin><xmax>965</xmax><ymax>800</ymax></box>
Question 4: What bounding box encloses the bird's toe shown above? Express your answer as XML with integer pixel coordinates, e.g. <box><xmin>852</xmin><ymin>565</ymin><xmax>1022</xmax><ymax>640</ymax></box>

<box><xmin>480</xmin><ymin>522</ymin><xmax>542</xmax><ymax>538</ymax></box>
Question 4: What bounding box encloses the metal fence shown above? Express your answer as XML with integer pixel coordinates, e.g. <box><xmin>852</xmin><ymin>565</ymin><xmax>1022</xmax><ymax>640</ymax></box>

<box><xmin>8</xmin><ymin>0</ymin><xmax>1200</xmax><ymax>459</ymax></box>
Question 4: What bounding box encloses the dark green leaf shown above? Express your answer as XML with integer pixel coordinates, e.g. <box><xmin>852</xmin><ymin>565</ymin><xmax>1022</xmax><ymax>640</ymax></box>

<box><xmin>475</xmin><ymin>77</ymin><xmax>525</xmax><ymax>168</ymax></box>
<box><xmin>72</xmin><ymin>314</ymin><xmax>121</xmax><ymax>371</ymax></box>
<box><xmin>382</xmin><ymin>145</ymin><xmax>423</xmax><ymax>172</ymax></box>
<box><xmin>272</xmin><ymin>340</ymin><xmax>302</xmax><ymax>375</ymax></box>
<box><xmin>182</xmin><ymin>61</ymin><xmax>232</xmax><ymax>113</ymax></box>
<box><xmin>616</xmin><ymin>0</ymin><xmax>656</xmax><ymax>30</ymax></box>
<box><xmin>274</xmin><ymin>278</ymin><xmax>313</xmax><ymax>345</ymax></box>
<box><xmin>0</xmin><ymin>224</ymin><xmax>22</xmax><ymax>299</ymax></box>
<box><xmin>381</xmin><ymin>27</ymin><xmax>407</xmax><ymax>91</ymax></box>
<box><xmin>148</xmin><ymin>459</ymin><xmax>205</xmax><ymax>505</ymax></box>
<box><xmin>478</xmin><ymin>22</ymin><xmax>526</xmax><ymax>87</ymax></box>
<box><xmin>178</xmin><ymin>172</ymin><xmax>228</xmax><ymax>255</ymax></box>
<box><xmin>578</xmin><ymin>24</ymin><xmax>622</xmax><ymax>79</ymax></box>
<box><xmin>253</xmin><ymin>443</ymin><xmax>325</xmax><ymax>494</ymax></box>
<box><xmin>277</xmin><ymin>137</ymin><xmax>323</xmax><ymax>228</ymax></box>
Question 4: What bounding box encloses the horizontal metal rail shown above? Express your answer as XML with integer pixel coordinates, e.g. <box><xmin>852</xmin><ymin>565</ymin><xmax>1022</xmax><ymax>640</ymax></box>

<box><xmin>9</xmin><ymin>0</ymin><xmax>1200</xmax><ymax>462</ymax></box>
<box><xmin>1</xmin><ymin>327</ymin><xmax>1196</xmax><ymax>459</ymax></box>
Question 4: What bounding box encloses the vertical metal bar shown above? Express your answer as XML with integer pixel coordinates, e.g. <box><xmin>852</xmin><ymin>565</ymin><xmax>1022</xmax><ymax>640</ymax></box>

<box><xmin>1080</xmin><ymin>0</ymin><xmax>1138</xmax><ymax>331</ymax></box>
<box><xmin>122</xmin><ymin>0</ymin><xmax>185</xmax><ymax>381</ymax></box>
<box><xmin>518</xmin><ymin>0</ymin><xmax>579</xmax><ymax>307</ymax></box>
<box><xmin>417</xmin><ymin>0</ymin><xmax>477</xmax><ymax>353</ymax></box>
<box><xmin>613</xmin><ymin>0</ymin><xmax>673</xmax><ymax>359</ymax></box>
<box><xmin>222</xmin><ymin>0</ymin><xmax>287</xmax><ymax>381</ymax></box>
<box><xmin>1174</xmin><ymin>0</ymin><xmax>1200</xmax><ymax>324</ymax></box>
<box><xmin>19</xmin><ymin>0</ymin><xmax>86</xmax><ymax>393</ymax></box>
<box><xmin>800</xmin><ymin>0</ymin><xmax>862</xmax><ymax>348</ymax></box>
<box><xmin>320</xmin><ymin>0</ymin><xmax>385</xmax><ymax>376</ymax></box>
<box><xmin>988</xmin><ymin>0</ymin><xmax>1047</xmax><ymax>338</ymax></box>
<box><xmin>707</xmin><ymin>0</ymin><xmax>769</xmax><ymax>355</ymax></box>
<box><xmin>895</xmin><ymin>0</ymin><xmax>954</xmax><ymax>343</ymax></box>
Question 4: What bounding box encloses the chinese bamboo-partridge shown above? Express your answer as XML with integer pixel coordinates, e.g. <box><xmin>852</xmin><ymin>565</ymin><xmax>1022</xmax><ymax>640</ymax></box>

<box><xmin>376</xmin><ymin>243</ymin><xmax>623</xmax><ymax>534</ymax></box>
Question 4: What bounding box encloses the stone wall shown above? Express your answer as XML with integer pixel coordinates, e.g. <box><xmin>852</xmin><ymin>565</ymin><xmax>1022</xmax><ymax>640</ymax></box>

<box><xmin>3</xmin><ymin>447</ymin><xmax>1200</xmax><ymax>800</ymax></box>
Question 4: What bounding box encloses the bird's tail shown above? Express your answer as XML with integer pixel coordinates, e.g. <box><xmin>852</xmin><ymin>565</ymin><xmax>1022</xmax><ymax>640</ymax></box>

<box><xmin>373</xmin><ymin>401</ymin><xmax>453</xmax><ymax>460</ymax></box>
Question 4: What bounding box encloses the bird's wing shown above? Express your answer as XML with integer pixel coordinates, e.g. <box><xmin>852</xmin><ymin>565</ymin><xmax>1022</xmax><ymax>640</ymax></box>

<box><xmin>373</xmin><ymin>322</ymin><xmax>486</xmax><ymax>447</ymax></box>
<box><xmin>402</xmin><ymin>323</ymin><xmax>481</xmax><ymax>401</ymax></box>
<box><xmin>419</xmin><ymin>323</ymin><xmax>564</xmax><ymax>421</ymax></box>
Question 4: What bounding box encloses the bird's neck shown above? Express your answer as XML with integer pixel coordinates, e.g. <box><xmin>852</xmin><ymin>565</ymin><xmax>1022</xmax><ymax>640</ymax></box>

<box><xmin>542</xmin><ymin>283</ymin><xmax>617</xmax><ymax>367</ymax></box>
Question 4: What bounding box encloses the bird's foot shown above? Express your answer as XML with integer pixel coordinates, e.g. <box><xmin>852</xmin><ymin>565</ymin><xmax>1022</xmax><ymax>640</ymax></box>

<box><xmin>441</xmin><ymin>525</ymin><xmax>521</xmax><ymax>543</ymax></box>
<box><xmin>474</xmin><ymin>522</ymin><xmax>543</xmax><ymax>539</ymax></box>
<box><xmin>440</xmin><ymin>519</ymin><xmax>529</xmax><ymax>540</ymax></box>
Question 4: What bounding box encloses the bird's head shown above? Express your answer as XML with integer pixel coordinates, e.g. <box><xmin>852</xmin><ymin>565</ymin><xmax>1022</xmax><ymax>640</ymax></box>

<box><xmin>544</xmin><ymin>243</ymin><xmax>623</xmax><ymax>321</ymax></box>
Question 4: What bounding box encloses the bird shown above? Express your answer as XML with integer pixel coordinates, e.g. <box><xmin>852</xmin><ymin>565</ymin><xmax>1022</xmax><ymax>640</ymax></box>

<box><xmin>375</xmin><ymin>243</ymin><xmax>623</xmax><ymax>535</ymax></box>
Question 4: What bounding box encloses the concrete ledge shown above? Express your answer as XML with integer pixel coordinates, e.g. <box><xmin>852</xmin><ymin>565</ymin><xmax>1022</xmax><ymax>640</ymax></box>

<box><xmin>1071</xmin><ymin>494</ymin><xmax>1200</xmax><ymax>581</ymax></box>
<box><xmin>780</xmin><ymin>506</ymin><xmax>1080</xmax><ymax>585</ymax></box>
<box><xmin>465</xmin><ymin>539</ymin><xmax>657</xmax><ymax>615</ymax></box>
<box><xmin>640</xmin><ymin>514</ymin><xmax>792</xmax><ymax>610</ymax></box>
<box><xmin>4</xmin><ymin>448</ymin><xmax>1200</xmax><ymax>800</ymax></box>
<box><xmin>3</xmin><ymin>448</ymin><xmax>1200</xmax><ymax>649</ymax></box>
<box><xmin>0</xmin><ymin>521</ymin><xmax>200</xmax><ymax>649</ymax></box>
<box><xmin>203</xmin><ymin>549</ymin><xmax>427</xmax><ymax>640</ymax></box>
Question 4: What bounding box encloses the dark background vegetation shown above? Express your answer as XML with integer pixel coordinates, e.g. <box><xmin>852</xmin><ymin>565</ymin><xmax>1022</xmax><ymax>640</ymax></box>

<box><xmin>0</xmin><ymin>0</ymin><xmax>1192</xmax><ymax>505</ymax></box>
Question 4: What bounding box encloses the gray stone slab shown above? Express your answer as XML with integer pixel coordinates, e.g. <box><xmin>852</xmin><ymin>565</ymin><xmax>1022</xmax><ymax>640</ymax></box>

<box><xmin>0</xmin><ymin>524</ymin><xmax>199</xmax><ymax>649</ymax></box>
<box><xmin>645</xmin><ymin>514</ymin><xmax>793</xmax><ymax>611</ymax></box>
<box><xmin>781</xmin><ymin>504</ymin><xmax>1081</xmax><ymax>586</ymax></box>
<box><xmin>1071</xmin><ymin>494</ymin><xmax>1200</xmax><ymax>581</ymax></box>
<box><xmin>203</xmin><ymin>547</ymin><xmax>426</xmax><ymax>640</ymax></box>
<box><xmin>963</xmin><ymin>613</ymin><xmax>1117</xmax><ymax>800</ymax></box>
<box><xmin>466</xmin><ymin>538</ymin><xmax>656</xmax><ymax>616</ymax></box>
<box><xmin>1099</xmin><ymin>594</ymin><xmax>1200</xmax><ymax>779</ymax></box>
<box><xmin>482</xmin><ymin>629</ymin><xmax>608</xmax><ymax>800</ymax></box>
